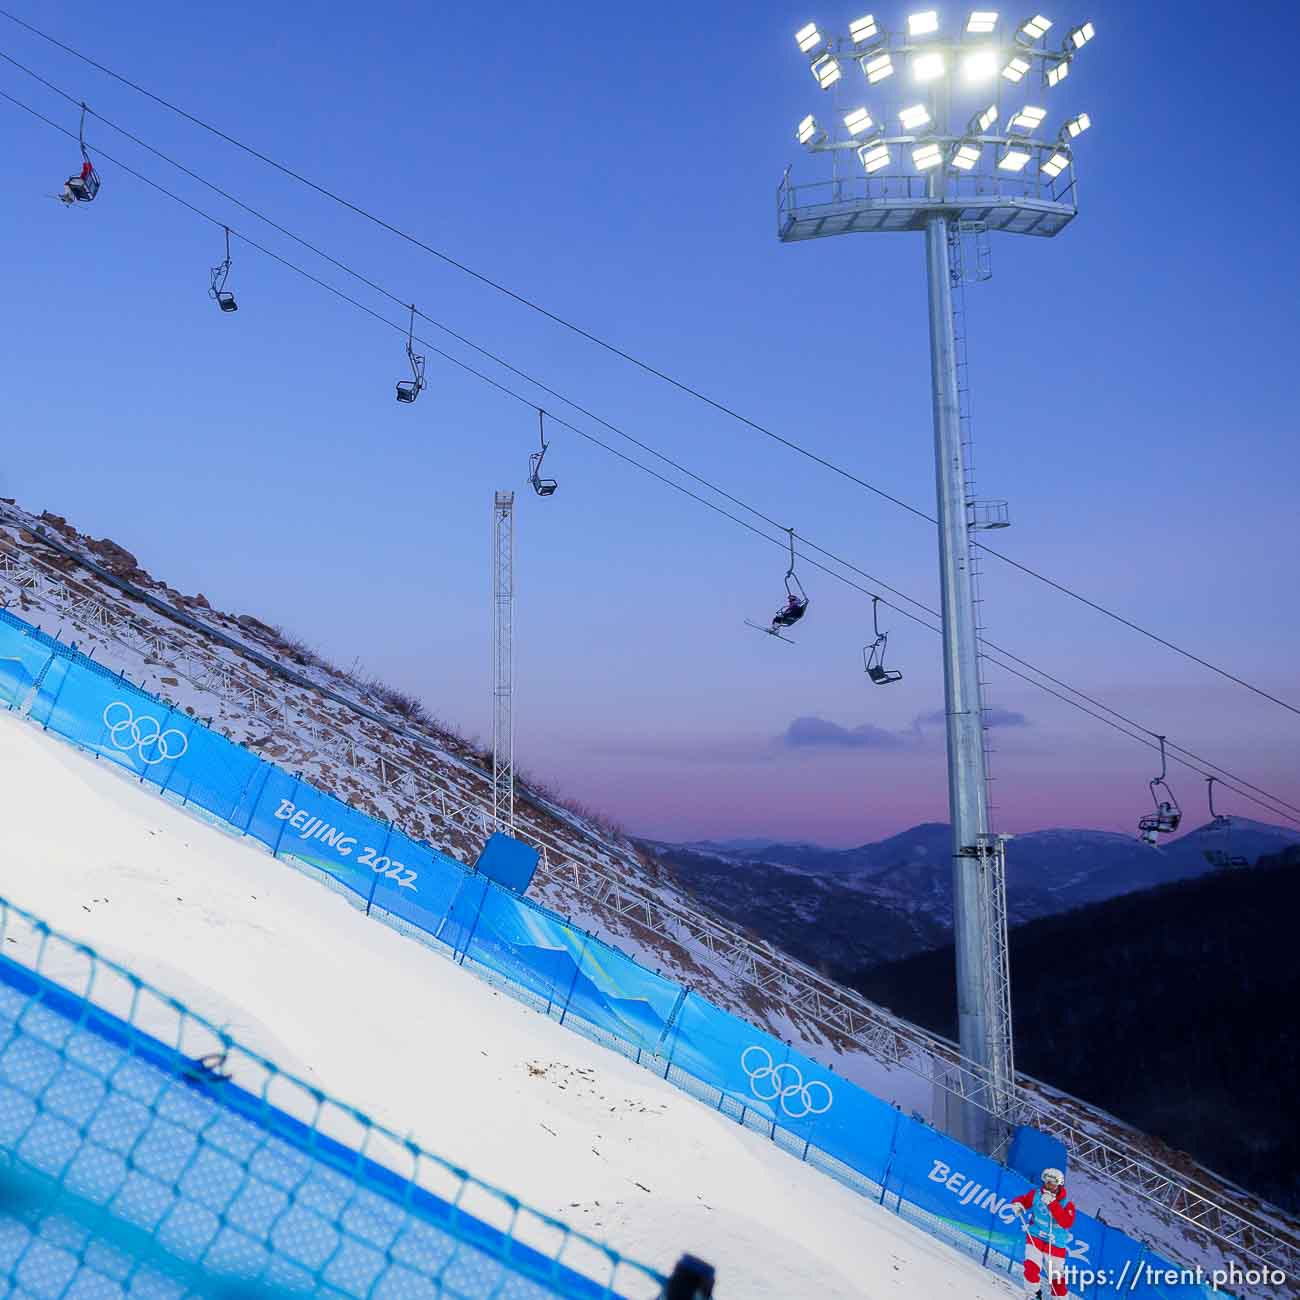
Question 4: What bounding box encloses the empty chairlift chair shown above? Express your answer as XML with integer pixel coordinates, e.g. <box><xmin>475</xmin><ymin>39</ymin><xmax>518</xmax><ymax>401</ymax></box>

<box><xmin>864</xmin><ymin>596</ymin><xmax>902</xmax><ymax>685</ymax></box>
<box><xmin>1202</xmin><ymin>776</ymin><xmax>1248</xmax><ymax>868</ymax></box>
<box><xmin>395</xmin><ymin>304</ymin><xmax>426</xmax><ymax>403</ymax></box>
<box><xmin>528</xmin><ymin>411</ymin><xmax>558</xmax><ymax>496</ymax></box>
<box><xmin>209</xmin><ymin>227</ymin><xmax>238</xmax><ymax>312</ymax></box>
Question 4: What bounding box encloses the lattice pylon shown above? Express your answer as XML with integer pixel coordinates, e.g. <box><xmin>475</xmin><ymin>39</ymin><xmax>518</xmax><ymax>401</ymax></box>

<box><xmin>492</xmin><ymin>492</ymin><xmax>515</xmax><ymax>831</ymax></box>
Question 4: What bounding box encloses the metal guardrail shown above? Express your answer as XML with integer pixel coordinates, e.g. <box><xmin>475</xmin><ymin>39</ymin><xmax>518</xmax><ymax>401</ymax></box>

<box><xmin>1</xmin><ymin>521</ymin><xmax>1295</xmax><ymax>1281</ymax></box>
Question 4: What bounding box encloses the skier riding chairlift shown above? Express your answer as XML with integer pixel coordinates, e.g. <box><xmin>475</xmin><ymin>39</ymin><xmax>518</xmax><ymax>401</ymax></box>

<box><xmin>1137</xmin><ymin>735</ymin><xmax>1181</xmax><ymax>847</ymax></box>
<box><xmin>745</xmin><ymin>527</ymin><xmax>809</xmax><ymax>643</ymax></box>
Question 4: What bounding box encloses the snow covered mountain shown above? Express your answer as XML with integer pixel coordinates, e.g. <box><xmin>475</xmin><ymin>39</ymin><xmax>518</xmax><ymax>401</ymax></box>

<box><xmin>2</xmin><ymin>496</ymin><xmax>1296</xmax><ymax>1290</ymax></box>
<box><xmin>650</xmin><ymin>818</ymin><xmax>1300</xmax><ymax>972</ymax></box>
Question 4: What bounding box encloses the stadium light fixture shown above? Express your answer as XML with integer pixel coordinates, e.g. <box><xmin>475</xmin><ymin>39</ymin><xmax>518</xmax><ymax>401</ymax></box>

<box><xmin>912</xmin><ymin>141</ymin><xmax>944</xmax><ymax>170</ymax></box>
<box><xmin>849</xmin><ymin>13</ymin><xmax>883</xmax><ymax>44</ymax></box>
<box><xmin>1040</xmin><ymin>148</ymin><xmax>1070</xmax><ymax>177</ymax></box>
<box><xmin>975</xmin><ymin>103</ymin><xmax>999</xmax><ymax>132</ymax></box>
<box><xmin>908</xmin><ymin>10</ymin><xmax>940</xmax><ymax>35</ymax></box>
<box><xmin>1068</xmin><ymin>19</ymin><xmax>1095</xmax><ymax>48</ymax></box>
<box><xmin>1009</xmin><ymin>104</ymin><xmax>1047</xmax><ymax>132</ymax></box>
<box><xmin>1062</xmin><ymin>111</ymin><xmax>1091</xmax><ymax>137</ymax></box>
<box><xmin>966</xmin><ymin>10</ymin><xmax>999</xmax><ymax>33</ymax></box>
<box><xmin>1046</xmin><ymin>57</ymin><xmax>1070</xmax><ymax>86</ymax></box>
<box><xmin>795</xmin><ymin>21</ymin><xmax>824</xmax><ymax>53</ymax></box>
<box><xmin>963</xmin><ymin>49</ymin><xmax>999</xmax><ymax>80</ymax></box>
<box><xmin>998</xmin><ymin>144</ymin><xmax>1032</xmax><ymax>170</ymax></box>
<box><xmin>797</xmin><ymin>114</ymin><xmax>825</xmax><ymax>146</ymax></box>
<box><xmin>863</xmin><ymin>50</ymin><xmax>895</xmax><ymax>82</ymax></box>
<box><xmin>899</xmin><ymin>103</ymin><xmax>932</xmax><ymax>131</ymax></box>
<box><xmin>951</xmin><ymin>142</ymin><xmax>983</xmax><ymax>170</ymax></box>
<box><xmin>913</xmin><ymin>51</ymin><xmax>947</xmax><ymax>81</ymax></box>
<box><xmin>811</xmin><ymin>53</ymin><xmax>842</xmax><ymax>87</ymax></box>
<box><xmin>1002</xmin><ymin>53</ymin><xmax>1031</xmax><ymax>81</ymax></box>
<box><xmin>1017</xmin><ymin>13</ymin><xmax>1052</xmax><ymax>42</ymax></box>
<box><xmin>844</xmin><ymin>106</ymin><xmax>876</xmax><ymax>136</ymax></box>
<box><xmin>858</xmin><ymin>140</ymin><xmax>891</xmax><ymax>172</ymax></box>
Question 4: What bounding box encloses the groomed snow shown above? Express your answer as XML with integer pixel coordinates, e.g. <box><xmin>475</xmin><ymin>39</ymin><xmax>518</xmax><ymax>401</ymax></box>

<box><xmin>0</xmin><ymin>708</ymin><xmax>1020</xmax><ymax>1299</ymax></box>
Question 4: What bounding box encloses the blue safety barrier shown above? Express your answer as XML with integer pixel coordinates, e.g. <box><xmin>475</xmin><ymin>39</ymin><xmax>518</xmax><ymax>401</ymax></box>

<box><xmin>0</xmin><ymin>896</ymin><xmax>665</xmax><ymax>1300</ymax></box>
<box><xmin>0</xmin><ymin>608</ymin><xmax>1233</xmax><ymax>1300</ymax></box>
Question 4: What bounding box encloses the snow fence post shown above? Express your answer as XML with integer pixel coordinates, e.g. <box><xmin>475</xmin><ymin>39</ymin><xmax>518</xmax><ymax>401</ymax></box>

<box><xmin>555</xmin><ymin>933</ymin><xmax>589</xmax><ymax>1025</ymax></box>
<box><xmin>272</xmin><ymin>773</ymin><xmax>300</xmax><ymax>859</ymax></box>
<box><xmin>241</xmin><ymin>760</ymin><xmax>274</xmax><ymax>837</ymax></box>
<box><xmin>365</xmin><ymin>821</ymin><xmax>394</xmax><ymax>917</ymax></box>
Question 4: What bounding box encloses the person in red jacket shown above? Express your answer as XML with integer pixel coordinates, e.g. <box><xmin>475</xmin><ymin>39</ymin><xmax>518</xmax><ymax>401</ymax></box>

<box><xmin>1011</xmin><ymin>1167</ymin><xmax>1075</xmax><ymax>1298</ymax></box>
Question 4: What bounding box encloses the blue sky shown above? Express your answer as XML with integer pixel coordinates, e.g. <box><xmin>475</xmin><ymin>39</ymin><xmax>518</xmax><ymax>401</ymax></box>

<box><xmin>1</xmin><ymin>0</ymin><xmax>1296</xmax><ymax>846</ymax></box>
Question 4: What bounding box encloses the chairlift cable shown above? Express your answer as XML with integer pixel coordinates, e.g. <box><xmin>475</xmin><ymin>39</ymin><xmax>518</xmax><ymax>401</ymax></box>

<box><xmin>3</xmin><ymin>86</ymin><xmax>1296</xmax><ymax>830</ymax></box>
<box><xmin>1</xmin><ymin>20</ymin><xmax>1294</xmax><ymax>724</ymax></box>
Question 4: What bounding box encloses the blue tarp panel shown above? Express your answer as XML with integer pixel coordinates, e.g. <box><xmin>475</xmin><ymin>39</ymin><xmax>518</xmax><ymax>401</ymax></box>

<box><xmin>474</xmin><ymin>832</ymin><xmax>540</xmax><ymax>894</ymax></box>
<box><xmin>1007</xmin><ymin>1124</ymin><xmax>1069</xmax><ymax>1185</ymax></box>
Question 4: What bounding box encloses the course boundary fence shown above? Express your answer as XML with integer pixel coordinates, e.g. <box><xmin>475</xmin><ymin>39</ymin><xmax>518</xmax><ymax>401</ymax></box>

<box><xmin>1</xmin><ymin>526</ymin><xmax>1294</xmax><ymax>1284</ymax></box>
<box><xmin>0</xmin><ymin>609</ymin><xmax>1255</xmax><ymax>1300</ymax></box>
<box><xmin>0</xmin><ymin>895</ymin><xmax>667</xmax><ymax>1300</ymax></box>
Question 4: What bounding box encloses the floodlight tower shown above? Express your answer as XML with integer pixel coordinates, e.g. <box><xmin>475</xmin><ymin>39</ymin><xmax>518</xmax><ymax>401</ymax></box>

<box><xmin>492</xmin><ymin>490</ymin><xmax>516</xmax><ymax>832</ymax></box>
<box><xmin>783</xmin><ymin>9</ymin><xmax>1095</xmax><ymax>1153</ymax></box>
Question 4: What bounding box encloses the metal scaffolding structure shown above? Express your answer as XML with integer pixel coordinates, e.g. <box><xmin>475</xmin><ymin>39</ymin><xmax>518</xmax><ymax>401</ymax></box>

<box><xmin>492</xmin><ymin>491</ymin><xmax>515</xmax><ymax>832</ymax></box>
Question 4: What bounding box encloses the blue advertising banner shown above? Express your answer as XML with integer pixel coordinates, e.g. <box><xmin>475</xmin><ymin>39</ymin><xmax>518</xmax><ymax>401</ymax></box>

<box><xmin>0</xmin><ymin>608</ymin><xmax>1233</xmax><ymax>1300</ymax></box>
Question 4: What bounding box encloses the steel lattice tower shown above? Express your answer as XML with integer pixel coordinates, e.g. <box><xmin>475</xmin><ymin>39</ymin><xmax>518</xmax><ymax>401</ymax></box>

<box><xmin>492</xmin><ymin>491</ymin><xmax>515</xmax><ymax>831</ymax></box>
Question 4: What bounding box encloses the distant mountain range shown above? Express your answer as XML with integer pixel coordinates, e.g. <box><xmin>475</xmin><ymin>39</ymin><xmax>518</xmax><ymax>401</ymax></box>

<box><xmin>644</xmin><ymin>818</ymin><xmax>1300</xmax><ymax>974</ymax></box>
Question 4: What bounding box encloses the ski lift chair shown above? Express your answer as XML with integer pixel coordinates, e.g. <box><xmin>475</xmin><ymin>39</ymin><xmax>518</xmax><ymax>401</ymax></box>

<box><xmin>1202</xmin><ymin>778</ymin><xmax>1248</xmax><ymax>867</ymax></box>
<box><xmin>864</xmin><ymin>597</ymin><xmax>902</xmax><ymax>685</ymax></box>
<box><xmin>1137</xmin><ymin>736</ymin><xmax>1181</xmax><ymax>846</ymax></box>
<box><xmin>395</xmin><ymin>305</ymin><xmax>426</xmax><ymax>403</ymax></box>
<box><xmin>209</xmin><ymin>228</ymin><xmax>238</xmax><ymax>312</ymax></box>
<box><xmin>529</xmin><ymin>411</ymin><xmax>558</xmax><ymax>495</ymax></box>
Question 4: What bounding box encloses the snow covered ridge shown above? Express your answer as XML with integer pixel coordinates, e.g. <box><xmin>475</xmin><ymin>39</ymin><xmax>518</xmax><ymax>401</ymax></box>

<box><xmin>1</xmin><ymin>499</ymin><xmax>1296</xmax><ymax>1285</ymax></box>
<box><xmin>0</xmin><ymin>893</ymin><xmax>668</xmax><ymax>1300</ymax></box>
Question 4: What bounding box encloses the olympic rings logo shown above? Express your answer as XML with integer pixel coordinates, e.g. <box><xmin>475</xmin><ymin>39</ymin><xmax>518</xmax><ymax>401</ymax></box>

<box><xmin>740</xmin><ymin>1045</ymin><xmax>833</xmax><ymax>1119</ymax></box>
<box><xmin>102</xmin><ymin>701</ymin><xmax>189</xmax><ymax>766</ymax></box>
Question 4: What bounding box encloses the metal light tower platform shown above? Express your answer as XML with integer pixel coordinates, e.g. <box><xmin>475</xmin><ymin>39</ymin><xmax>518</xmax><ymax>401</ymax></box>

<box><xmin>781</xmin><ymin>8</ymin><xmax>1095</xmax><ymax>1155</ymax></box>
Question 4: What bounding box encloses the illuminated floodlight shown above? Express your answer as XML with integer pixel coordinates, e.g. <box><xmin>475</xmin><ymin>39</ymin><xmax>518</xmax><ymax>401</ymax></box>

<box><xmin>797</xmin><ymin>114</ymin><xmax>824</xmax><ymax>146</ymax></box>
<box><xmin>963</xmin><ymin>49</ymin><xmax>998</xmax><ymax>80</ymax></box>
<box><xmin>1068</xmin><ymin>19</ymin><xmax>1095</xmax><ymax>48</ymax></box>
<box><xmin>795</xmin><ymin>21</ymin><xmax>823</xmax><ymax>53</ymax></box>
<box><xmin>863</xmin><ymin>50</ymin><xmax>894</xmax><ymax>81</ymax></box>
<box><xmin>849</xmin><ymin>13</ymin><xmax>882</xmax><ymax>44</ymax></box>
<box><xmin>967</xmin><ymin>10</ymin><xmax>999</xmax><ymax>32</ymax></box>
<box><xmin>858</xmin><ymin>141</ymin><xmax>891</xmax><ymax>172</ymax></box>
<box><xmin>1062</xmin><ymin>111</ymin><xmax>1091</xmax><ymax>137</ymax></box>
<box><xmin>1046</xmin><ymin>57</ymin><xmax>1070</xmax><ymax>86</ymax></box>
<box><xmin>951</xmin><ymin>142</ymin><xmax>982</xmax><ymax>169</ymax></box>
<box><xmin>908</xmin><ymin>10</ymin><xmax>940</xmax><ymax>35</ymax></box>
<box><xmin>912</xmin><ymin>51</ymin><xmax>946</xmax><ymax>81</ymax></box>
<box><xmin>1010</xmin><ymin>104</ymin><xmax>1047</xmax><ymax>132</ymax></box>
<box><xmin>912</xmin><ymin>141</ymin><xmax>943</xmax><ymax>170</ymax></box>
<box><xmin>1018</xmin><ymin>13</ymin><xmax>1052</xmax><ymax>41</ymax></box>
<box><xmin>975</xmin><ymin>103</ymin><xmax>999</xmax><ymax>131</ymax></box>
<box><xmin>1040</xmin><ymin>148</ymin><xmax>1070</xmax><ymax>177</ymax></box>
<box><xmin>1002</xmin><ymin>54</ymin><xmax>1030</xmax><ymax>81</ymax></box>
<box><xmin>899</xmin><ymin>103</ymin><xmax>932</xmax><ymax>131</ymax></box>
<box><xmin>844</xmin><ymin>106</ymin><xmax>876</xmax><ymax>136</ymax></box>
<box><xmin>811</xmin><ymin>53</ymin><xmax>842</xmax><ymax>87</ymax></box>
<box><xmin>998</xmin><ymin>145</ymin><xmax>1032</xmax><ymax>171</ymax></box>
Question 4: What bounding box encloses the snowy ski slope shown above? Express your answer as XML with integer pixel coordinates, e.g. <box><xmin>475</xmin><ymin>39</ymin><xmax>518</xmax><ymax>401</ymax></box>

<box><xmin>0</xmin><ymin>707</ymin><xmax>1022</xmax><ymax>1299</ymax></box>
